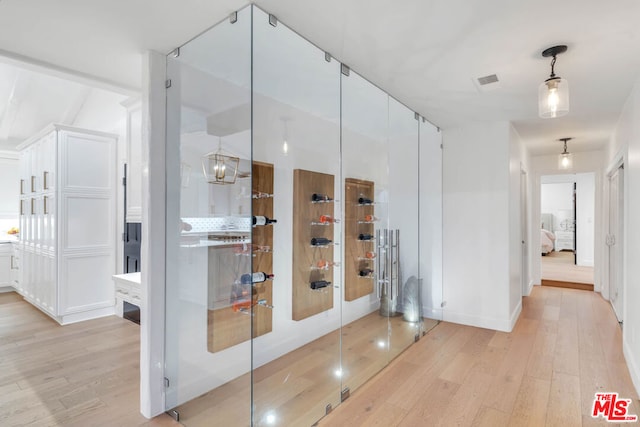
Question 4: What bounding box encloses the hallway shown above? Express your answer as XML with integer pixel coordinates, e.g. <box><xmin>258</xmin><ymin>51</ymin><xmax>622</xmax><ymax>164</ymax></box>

<box><xmin>320</xmin><ymin>286</ymin><xmax>637</xmax><ymax>426</ymax></box>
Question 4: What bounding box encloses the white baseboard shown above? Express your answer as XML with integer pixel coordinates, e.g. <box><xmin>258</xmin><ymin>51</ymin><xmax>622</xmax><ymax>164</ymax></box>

<box><xmin>509</xmin><ymin>300</ymin><xmax>523</xmax><ymax>331</ymax></box>
<box><xmin>444</xmin><ymin>307</ymin><xmax>520</xmax><ymax>333</ymax></box>
<box><xmin>623</xmin><ymin>339</ymin><xmax>640</xmax><ymax>399</ymax></box>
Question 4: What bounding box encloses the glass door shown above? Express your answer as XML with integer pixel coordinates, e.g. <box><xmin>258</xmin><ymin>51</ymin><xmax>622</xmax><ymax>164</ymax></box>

<box><xmin>251</xmin><ymin>7</ymin><xmax>342</xmax><ymax>426</ymax></box>
<box><xmin>387</xmin><ymin>98</ymin><xmax>421</xmax><ymax>359</ymax></box>
<box><xmin>340</xmin><ymin>69</ymin><xmax>391</xmax><ymax>394</ymax></box>
<box><xmin>164</xmin><ymin>6</ymin><xmax>253</xmax><ymax>426</ymax></box>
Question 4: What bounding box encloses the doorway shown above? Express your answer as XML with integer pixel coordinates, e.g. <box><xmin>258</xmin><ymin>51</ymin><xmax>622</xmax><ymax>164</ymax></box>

<box><xmin>540</xmin><ymin>173</ymin><xmax>595</xmax><ymax>290</ymax></box>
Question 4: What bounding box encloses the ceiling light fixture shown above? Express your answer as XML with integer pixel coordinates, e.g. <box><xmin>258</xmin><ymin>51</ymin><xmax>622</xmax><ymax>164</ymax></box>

<box><xmin>539</xmin><ymin>45</ymin><xmax>569</xmax><ymax>119</ymax></box>
<box><xmin>558</xmin><ymin>137</ymin><xmax>573</xmax><ymax>169</ymax></box>
<box><xmin>202</xmin><ymin>137</ymin><xmax>239</xmax><ymax>185</ymax></box>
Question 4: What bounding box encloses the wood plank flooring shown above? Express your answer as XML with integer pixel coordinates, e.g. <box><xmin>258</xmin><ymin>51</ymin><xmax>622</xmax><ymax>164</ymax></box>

<box><xmin>541</xmin><ymin>251</ymin><xmax>594</xmax><ymax>285</ymax></box>
<box><xmin>320</xmin><ymin>286</ymin><xmax>639</xmax><ymax>427</ymax></box>
<box><xmin>3</xmin><ymin>286</ymin><xmax>638</xmax><ymax>426</ymax></box>
<box><xmin>0</xmin><ymin>292</ymin><xmax>178</xmax><ymax>427</ymax></box>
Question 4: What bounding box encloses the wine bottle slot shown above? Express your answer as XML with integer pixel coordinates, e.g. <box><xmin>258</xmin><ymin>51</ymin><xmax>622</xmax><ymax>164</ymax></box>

<box><xmin>240</xmin><ymin>272</ymin><xmax>274</xmax><ymax>284</ymax></box>
<box><xmin>364</xmin><ymin>214</ymin><xmax>379</xmax><ymax>222</ymax></box>
<box><xmin>358</xmin><ymin>197</ymin><xmax>373</xmax><ymax>205</ymax></box>
<box><xmin>319</xmin><ymin>215</ymin><xmax>339</xmax><ymax>224</ymax></box>
<box><xmin>358</xmin><ymin>268</ymin><xmax>374</xmax><ymax>277</ymax></box>
<box><xmin>310</xmin><ymin>280</ymin><xmax>331</xmax><ymax>290</ymax></box>
<box><xmin>253</xmin><ymin>215</ymin><xmax>277</xmax><ymax>226</ymax></box>
<box><xmin>358</xmin><ymin>233</ymin><xmax>374</xmax><ymax>241</ymax></box>
<box><xmin>311</xmin><ymin>193</ymin><xmax>333</xmax><ymax>202</ymax></box>
<box><xmin>311</xmin><ymin>237</ymin><xmax>332</xmax><ymax>246</ymax></box>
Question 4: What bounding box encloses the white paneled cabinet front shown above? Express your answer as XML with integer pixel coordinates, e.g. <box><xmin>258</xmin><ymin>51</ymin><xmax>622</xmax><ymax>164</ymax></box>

<box><xmin>17</xmin><ymin>124</ymin><xmax>117</xmax><ymax>324</ymax></box>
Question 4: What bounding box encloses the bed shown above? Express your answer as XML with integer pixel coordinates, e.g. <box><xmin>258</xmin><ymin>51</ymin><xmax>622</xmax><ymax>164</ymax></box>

<box><xmin>541</xmin><ymin>213</ymin><xmax>555</xmax><ymax>254</ymax></box>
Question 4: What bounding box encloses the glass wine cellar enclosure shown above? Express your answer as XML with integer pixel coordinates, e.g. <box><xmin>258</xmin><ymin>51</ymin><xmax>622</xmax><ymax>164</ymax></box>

<box><xmin>164</xmin><ymin>5</ymin><xmax>443</xmax><ymax>426</ymax></box>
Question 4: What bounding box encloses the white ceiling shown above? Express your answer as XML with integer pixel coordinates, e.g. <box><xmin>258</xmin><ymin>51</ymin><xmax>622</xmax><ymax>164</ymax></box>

<box><xmin>0</xmin><ymin>0</ymin><xmax>639</xmax><ymax>155</ymax></box>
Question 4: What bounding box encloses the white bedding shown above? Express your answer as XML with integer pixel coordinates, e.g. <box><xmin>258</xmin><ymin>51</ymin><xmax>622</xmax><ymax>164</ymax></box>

<box><xmin>541</xmin><ymin>229</ymin><xmax>555</xmax><ymax>254</ymax></box>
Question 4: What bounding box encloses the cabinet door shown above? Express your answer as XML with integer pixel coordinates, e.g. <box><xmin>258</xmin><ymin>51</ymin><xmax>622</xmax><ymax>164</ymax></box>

<box><xmin>0</xmin><ymin>252</ymin><xmax>10</xmax><ymax>287</ymax></box>
<box><xmin>40</xmin><ymin>132</ymin><xmax>57</xmax><ymax>193</ymax></box>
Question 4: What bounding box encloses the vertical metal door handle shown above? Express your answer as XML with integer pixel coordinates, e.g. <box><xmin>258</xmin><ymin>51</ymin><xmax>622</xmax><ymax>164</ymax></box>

<box><xmin>376</xmin><ymin>229</ymin><xmax>381</xmax><ymax>298</ymax></box>
<box><xmin>43</xmin><ymin>171</ymin><xmax>49</xmax><ymax>190</ymax></box>
<box><xmin>44</xmin><ymin>196</ymin><xmax>48</xmax><ymax>215</ymax></box>
<box><xmin>10</xmin><ymin>255</ymin><xmax>14</xmax><ymax>269</ymax></box>
<box><xmin>30</xmin><ymin>198</ymin><xmax>35</xmax><ymax>215</ymax></box>
<box><xmin>20</xmin><ymin>179</ymin><xmax>24</xmax><ymax>195</ymax></box>
<box><xmin>394</xmin><ymin>229</ymin><xmax>400</xmax><ymax>298</ymax></box>
<box><xmin>19</xmin><ymin>200</ymin><xmax>24</xmax><ymax>216</ymax></box>
<box><xmin>31</xmin><ymin>176</ymin><xmax>36</xmax><ymax>192</ymax></box>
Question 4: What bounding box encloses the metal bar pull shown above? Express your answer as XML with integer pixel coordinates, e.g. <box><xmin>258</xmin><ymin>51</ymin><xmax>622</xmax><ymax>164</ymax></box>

<box><xmin>31</xmin><ymin>175</ymin><xmax>36</xmax><ymax>193</ymax></box>
<box><xmin>20</xmin><ymin>179</ymin><xmax>24</xmax><ymax>195</ymax></box>
<box><xmin>44</xmin><ymin>196</ymin><xmax>48</xmax><ymax>215</ymax></box>
<box><xmin>10</xmin><ymin>255</ymin><xmax>15</xmax><ymax>270</ymax></box>
<box><xmin>19</xmin><ymin>200</ymin><xmax>24</xmax><ymax>216</ymax></box>
<box><xmin>394</xmin><ymin>229</ymin><xmax>400</xmax><ymax>298</ymax></box>
<box><xmin>376</xmin><ymin>229</ymin><xmax>381</xmax><ymax>298</ymax></box>
<box><xmin>43</xmin><ymin>171</ymin><xmax>49</xmax><ymax>190</ymax></box>
<box><xmin>30</xmin><ymin>198</ymin><xmax>35</xmax><ymax>215</ymax></box>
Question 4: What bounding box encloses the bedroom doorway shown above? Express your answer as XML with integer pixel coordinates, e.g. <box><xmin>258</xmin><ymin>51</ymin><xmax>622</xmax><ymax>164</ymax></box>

<box><xmin>540</xmin><ymin>173</ymin><xmax>595</xmax><ymax>290</ymax></box>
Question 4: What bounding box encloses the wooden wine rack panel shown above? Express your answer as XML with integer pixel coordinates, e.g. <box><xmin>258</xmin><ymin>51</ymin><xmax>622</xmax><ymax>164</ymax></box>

<box><xmin>207</xmin><ymin>161</ymin><xmax>274</xmax><ymax>353</ymax></box>
<box><xmin>292</xmin><ymin>169</ymin><xmax>334</xmax><ymax>321</ymax></box>
<box><xmin>344</xmin><ymin>178</ymin><xmax>375</xmax><ymax>301</ymax></box>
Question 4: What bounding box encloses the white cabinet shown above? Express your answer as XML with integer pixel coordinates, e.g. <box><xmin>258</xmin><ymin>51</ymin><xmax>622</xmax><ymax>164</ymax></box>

<box><xmin>554</xmin><ymin>230</ymin><xmax>574</xmax><ymax>251</ymax></box>
<box><xmin>0</xmin><ymin>243</ymin><xmax>11</xmax><ymax>287</ymax></box>
<box><xmin>17</xmin><ymin>124</ymin><xmax>118</xmax><ymax>324</ymax></box>
<box><xmin>122</xmin><ymin>98</ymin><xmax>142</xmax><ymax>223</ymax></box>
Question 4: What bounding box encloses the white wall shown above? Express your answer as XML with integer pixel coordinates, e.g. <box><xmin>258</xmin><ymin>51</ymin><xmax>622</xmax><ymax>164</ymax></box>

<box><xmin>419</xmin><ymin>120</ymin><xmax>443</xmax><ymax>319</ymax></box>
<box><xmin>442</xmin><ymin>121</ymin><xmax>513</xmax><ymax>331</ymax></box>
<box><xmin>607</xmin><ymin>78</ymin><xmax>640</xmax><ymax>400</ymax></box>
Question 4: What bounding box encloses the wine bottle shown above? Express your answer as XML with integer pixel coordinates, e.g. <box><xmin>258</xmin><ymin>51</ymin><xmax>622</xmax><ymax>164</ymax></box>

<box><xmin>240</xmin><ymin>272</ymin><xmax>275</xmax><ymax>284</ymax></box>
<box><xmin>310</xmin><ymin>280</ymin><xmax>331</xmax><ymax>290</ymax></box>
<box><xmin>316</xmin><ymin>259</ymin><xmax>338</xmax><ymax>269</ymax></box>
<box><xmin>253</xmin><ymin>215</ymin><xmax>277</xmax><ymax>226</ymax></box>
<box><xmin>311</xmin><ymin>237</ymin><xmax>332</xmax><ymax>246</ymax></box>
<box><xmin>319</xmin><ymin>215</ymin><xmax>339</xmax><ymax>224</ymax></box>
<box><xmin>364</xmin><ymin>214</ymin><xmax>379</xmax><ymax>222</ymax></box>
<box><xmin>359</xmin><ymin>268</ymin><xmax>374</xmax><ymax>277</ymax></box>
<box><xmin>358</xmin><ymin>233</ymin><xmax>374</xmax><ymax>241</ymax></box>
<box><xmin>364</xmin><ymin>251</ymin><xmax>376</xmax><ymax>259</ymax></box>
<box><xmin>358</xmin><ymin>197</ymin><xmax>373</xmax><ymax>205</ymax></box>
<box><xmin>311</xmin><ymin>193</ymin><xmax>332</xmax><ymax>202</ymax></box>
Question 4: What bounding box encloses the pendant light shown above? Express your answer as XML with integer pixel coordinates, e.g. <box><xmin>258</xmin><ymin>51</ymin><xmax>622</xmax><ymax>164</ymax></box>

<box><xmin>202</xmin><ymin>137</ymin><xmax>239</xmax><ymax>185</ymax></box>
<box><xmin>558</xmin><ymin>137</ymin><xmax>573</xmax><ymax>170</ymax></box>
<box><xmin>539</xmin><ymin>45</ymin><xmax>569</xmax><ymax>118</ymax></box>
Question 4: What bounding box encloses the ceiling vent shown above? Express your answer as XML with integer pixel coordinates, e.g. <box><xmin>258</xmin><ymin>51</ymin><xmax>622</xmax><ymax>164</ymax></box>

<box><xmin>473</xmin><ymin>74</ymin><xmax>501</xmax><ymax>92</ymax></box>
<box><xmin>477</xmin><ymin>74</ymin><xmax>499</xmax><ymax>85</ymax></box>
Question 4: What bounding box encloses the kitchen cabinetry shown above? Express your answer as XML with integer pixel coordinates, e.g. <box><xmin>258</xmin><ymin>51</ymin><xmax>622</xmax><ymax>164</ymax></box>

<box><xmin>0</xmin><ymin>243</ymin><xmax>11</xmax><ymax>288</ymax></box>
<box><xmin>17</xmin><ymin>124</ymin><xmax>117</xmax><ymax>324</ymax></box>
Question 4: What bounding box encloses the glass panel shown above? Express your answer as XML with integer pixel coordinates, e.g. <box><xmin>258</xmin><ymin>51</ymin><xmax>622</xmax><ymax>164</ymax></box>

<box><xmin>164</xmin><ymin>6</ymin><xmax>252</xmax><ymax>426</ymax></box>
<box><xmin>341</xmin><ymin>70</ymin><xmax>390</xmax><ymax>393</ymax></box>
<box><xmin>387</xmin><ymin>98</ymin><xmax>420</xmax><ymax>359</ymax></box>
<box><xmin>251</xmin><ymin>7</ymin><xmax>342</xmax><ymax>426</ymax></box>
<box><xmin>419</xmin><ymin>119</ymin><xmax>443</xmax><ymax>329</ymax></box>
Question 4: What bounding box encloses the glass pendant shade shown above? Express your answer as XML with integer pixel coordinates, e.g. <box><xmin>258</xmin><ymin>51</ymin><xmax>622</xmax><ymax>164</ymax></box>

<box><xmin>539</xmin><ymin>77</ymin><xmax>569</xmax><ymax>118</ymax></box>
<box><xmin>558</xmin><ymin>152</ymin><xmax>573</xmax><ymax>169</ymax></box>
<box><xmin>202</xmin><ymin>151</ymin><xmax>239</xmax><ymax>185</ymax></box>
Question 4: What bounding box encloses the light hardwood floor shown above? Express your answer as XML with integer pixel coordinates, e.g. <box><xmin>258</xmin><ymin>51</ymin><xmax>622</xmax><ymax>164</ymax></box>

<box><xmin>320</xmin><ymin>286</ymin><xmax>638</xmax><ymax>426</ymax></box>
<box><xmin>3</xmin><ymin>286</ymin><xmax>637</xmax><ymax>426</ymax></box>
<box><xmin>541</xmin><ymin>251</ymin><xmax>594</xmax><ymax>285</ymax></box>
<box><xmin>0</xmin><ymin>291</ymin><xmax>178</xmax><ymax>427</ymax></box>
